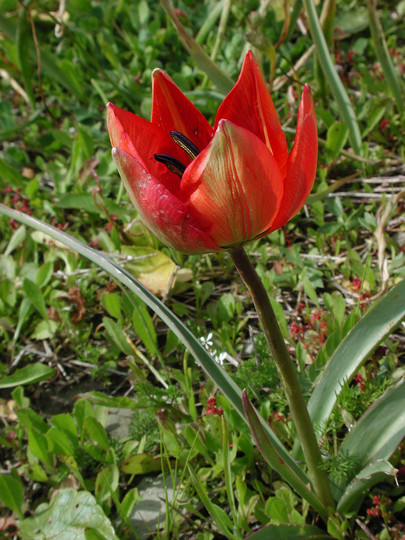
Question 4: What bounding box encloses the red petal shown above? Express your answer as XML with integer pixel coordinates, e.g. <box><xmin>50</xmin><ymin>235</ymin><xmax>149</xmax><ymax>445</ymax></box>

<box><xmin>107</xmin><ymin>102</ymin><xmax>187</xmax><ymax>196</ymax></box>
<box><xmin>269</xmin><ymin>85</ymin><xmax>317</xmax><ymax>231</ymax></box>
<box><xmin>181</xmin><ymin>120</ymin><xmax>284</xmax><ymax>248</ymax></box>
<box><xmin>151</xmin><ymin>69</ymin><xmax>214</xmax><ymax>151</ymax></box>
<box><xmin>112</xmin><ymin>147</ymin><xmax>220</xmax><ymax>254</ymax></box>
<box><xmin>214</xmin><ymin>51</ymin><xmax>288</xmax><ymax>175</ymax></box>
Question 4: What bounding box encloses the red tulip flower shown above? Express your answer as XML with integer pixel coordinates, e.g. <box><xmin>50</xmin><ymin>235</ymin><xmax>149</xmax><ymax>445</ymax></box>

<box><xmin>107</xmin><ymin>51</ymin><xmax>317</xmax><ymax>253</ymax></box>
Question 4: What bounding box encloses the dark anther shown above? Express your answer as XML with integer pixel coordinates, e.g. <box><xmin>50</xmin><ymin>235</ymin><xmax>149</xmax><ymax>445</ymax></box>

<box><xmin>170</xmin><ymin>131</ymin><xmax>201</xmax><ymax>160</ymax></box>
<box><xmin>154</xmin><ymin>154</ymin><xmax>186</xmax><ymax>178</ymax></box>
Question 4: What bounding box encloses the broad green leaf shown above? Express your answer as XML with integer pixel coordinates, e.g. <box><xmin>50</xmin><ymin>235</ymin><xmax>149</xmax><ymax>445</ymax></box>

<box><xmin>121</xmin><ymin>453</ymin><xmax>162</xmax><ymax>475</ymax></box>
<box><xmin>122</xmin><ymin>246</ymin><xmax>176</xmax><ymax>297</ymax></box>
<box><xmin>103</xmin><ymin>316</ymin><xmax>133</xmax><ymax>356</ymax></box>
<box><xmin>4</xmin><ymin>224</ymin><xmax>26</xmax><ymax>255</ymax></box>
<box><xmin>22</xmin><ymin>278</ymin><xmax>48</xmax><ymax>320</ymax></box>
<box><xmin>85</xmin><ymin>391</ymin><xmax>138</xmax><ymax>410</ymax></box>
<box><xmin>83</xmin><ymin>417</ymin><xmax>110</xmax><ymax>452</ymax></box>
<box><xmin>304</xmin><ymin>279</ymin><xmax>405</xmax><ymax>437</ymax></box>
<box><xmin>245</xmin><ymin>524</ymin><xmax>331</xmax><ymax>539</ymax></box>
<box><xmin>120</xmin><ymin>488</ymin><xmax>142</xmax><ymax>520</ymax></box>
<box><xmin>326</xmin><ymin>122</ymin><xmax>349</xmax><ymax>162</ymax></box>
<box><xmin>95</xmin><ymin>465</ymin><xmax>119</xmax><ymax>506</ymax></box>
<box><xmin>242</xmin><ymin>391</ymin><xmax>328</xmax><ymax>521</ymax></box>
<box><xmin>0</xmin><ymin>474</ymin><xmax>24</xmax><ymax>519</ymax></box>
<box><xmin>28</xmin><ymin>429</ymin><xmax>53</xmax><ymax>468</ymax></box>
<box><xmin>0</xmin><ymin>204</ymin><xmax>310</xmax><ymax>489</ymax></box>
<box><xmin>0</xmin><ymin>363</ymin><xmax>55</xmax><ymax>389</ymax></box>
<box><xmin>57</xmin><ymin>193</ymin><xmax>125</xmax><ymax>218</ymax></box>
<box><xmin>19</xmin><ymin>489</ymin><xmax>118</xmax><ymax>540</ymax></box>
<box><xmin>101</xmin><ymin>292</ymin><xmax>122</xmax><ymax>323</ymax></box>
<box><xmin>17</xmin><ymin>408</ymin><xmax>49</xmax><ymax>433</ymax></box>
<box><xmin>337</xmin><ymin>460</ymin><xmax>397</xmax><ymax>514</ymax></box>
<box><xmin>36</xmin><ymin>262</ymin><xmax>54</xmax><ymax>288</ymax></box>
<box><xmin>339</xmin><ymin>381</ymin><xmax>405</xmax><ymax>468</ymax></box>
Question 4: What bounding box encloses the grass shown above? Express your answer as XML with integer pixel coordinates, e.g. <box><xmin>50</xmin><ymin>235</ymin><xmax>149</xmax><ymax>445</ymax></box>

<box><xmin>0</xmin><ymin>0</ymin><xmax>405</xmax><ymax>538</ymax></box>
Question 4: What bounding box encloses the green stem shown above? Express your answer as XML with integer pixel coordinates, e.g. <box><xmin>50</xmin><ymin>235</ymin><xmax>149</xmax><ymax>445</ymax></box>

<box><xmin>230</xmin><ymin>246</ymin><xmax>335</xmax><ymax>510</ymax></box>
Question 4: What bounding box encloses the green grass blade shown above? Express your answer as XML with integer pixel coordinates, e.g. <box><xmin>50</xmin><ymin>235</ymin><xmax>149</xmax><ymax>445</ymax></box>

<box><xmin>305</xmin><ymin>279</ymin><xmax>405</xmax><ymax>435</ymax></box>
<box><xmin>0</xmin><ymin>204</ymin><xmax>309</xmax><ymax>487</ymax></box>
<box><xmin>302</xmin><ymin>0</ymin><xmax>362</xmax><ymax>155</ymax></box>
<box><xmin>188</xmin><ymin>466</ymin><xmax>238</xmax><ymax>540</ymax></box>
<box><xmin>160</xmin><ymin>0</ymin><xmax>234</xmax><ymax>94</ymax></box>
<box><xmin>367</xmin><ymin>0</ymin><xmax>403</xmax><ymax>112</ymax></box>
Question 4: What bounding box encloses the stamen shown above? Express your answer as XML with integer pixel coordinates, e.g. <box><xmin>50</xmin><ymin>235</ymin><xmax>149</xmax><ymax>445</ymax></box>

<box><xmin>154</xmin><ymin>154</ymin><xmax>186</xmax><ymax>178</ymax></box>
<box><xmin>170</xmin><ymin>131</ymin><xmax>201</xmax><ymax>160</ymax></box>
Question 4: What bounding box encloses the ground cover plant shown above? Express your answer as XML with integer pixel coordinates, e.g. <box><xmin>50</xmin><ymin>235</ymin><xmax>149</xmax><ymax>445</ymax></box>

<box><xmin>0</xmin><ymin>0</ymin><xmax>405</xmax><ymax>538</ymax></box>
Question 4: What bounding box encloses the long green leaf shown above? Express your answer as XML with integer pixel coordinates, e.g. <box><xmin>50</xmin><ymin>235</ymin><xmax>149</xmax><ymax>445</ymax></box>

<box><xmin>305</xmin><ymin>279</ymin><xmax>405</xmax><ymax>434</ymax></box>
<box><xmin>338</xmin><ymin>380</ymin><xmax>405</xmax><ymax>468</ymax></box>
<box><xmin>0</xmin><ymin>363</ymin><xmax>56</xmax><ymax>389</ymax></box>
<box><xmin>242</xmin><ymin>391</ymin><xmax>328</xmax><ymax>520</ymax></box>
<box><xmin>367</xmin><ymin>0</ymin><xmax>403</xmax><ymax>112</ymax></box>
<box><xmin>0</xmin><ymin>204</ymin><xmax>309</xmax><ymax>488</ymax></box>
<box><xmin>337</xmin><ymin>460</ymin><xmax>397</xmax><ymax>514</ymax></box>
<box><xmin>188</xmin><ymin>466</ymin><xmax>237</xmax><ymax>540</ymax></box>
<box><xmin>302</xmin><ymin>0</ymin><xmax>362</xmax><ymax>155</ymax></box>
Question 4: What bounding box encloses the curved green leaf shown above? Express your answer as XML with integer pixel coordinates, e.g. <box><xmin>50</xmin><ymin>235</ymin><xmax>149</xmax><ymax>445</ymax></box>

<box><xmin>0</xmin><ymin>204</ymin><xmax>309</xmax><ymax>489</ymax></box>
<box><xmin>306</xmin><ymin>279</ymin><xmax>405</xmax><ymax>433</ymax></box>
<box><xmin>242</xmin><ymin>391</ymin><xmax>328</xmax><ymax>521</ymax></box>
<box><xmin>339</xmin><ymin>380</ymin><xmax>405</xmax><ymax>468</ymax></box>
<box><xmin>0</xmin><ymin>363</ymin><xmax>56</xmax><ymax>389</ymax></box>
<box><xmin>337</xmin><ymin>460</ymin><xmax>397</xmax><ymax>514</ymax></box>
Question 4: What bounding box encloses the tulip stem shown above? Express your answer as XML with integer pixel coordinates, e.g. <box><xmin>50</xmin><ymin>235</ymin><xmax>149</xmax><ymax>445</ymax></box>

<box><xmin>230</xmin><ymin>246</ymin><xmax>335</xmax><ymax>510</ymax></box>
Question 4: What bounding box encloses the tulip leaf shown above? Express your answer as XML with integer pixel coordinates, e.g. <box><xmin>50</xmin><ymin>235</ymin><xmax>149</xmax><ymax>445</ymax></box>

<box><xmin>0</xmin><ymin>204</ymin><xmax>311</xmax><ymax>494</ymax></box>
<box><xmin>337</xmin><ymin>460</ymin><xmax>397</xmax><ymax>514</ymax></box>
<box><xmin>245</xmin><ymin>524</ymin><xmax>331</xmax><ymax>540</ymax></box>
<box><xmin>303</xmin><ymin>279</ymin><xmax>405</xmax><ymax>442</ymax></box>
<box><xmin>338</xmin><ymin>380</ymin><xmax>405</xmax><ymax>470</ymax></box>
<box><xmin>242</xmin><ymin>390</ymin><xmax>328</xmax><ymax>521</ymax></box>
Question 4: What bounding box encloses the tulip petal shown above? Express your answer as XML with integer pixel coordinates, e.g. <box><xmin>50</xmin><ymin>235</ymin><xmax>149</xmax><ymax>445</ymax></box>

<box><xmin>151</xmin><ymin>69</ymin><xmax>214</xmax><ymax>151</ymax></box>
<box><xmin>214</xmin><ymin>51</ymin><xmax>288</xmax><ymax>175</ymax></box>
<box><xmin>269</xmin><ymin>85</ymin><xmax>317</xmax><ymax>232</ymax></box>
<box><xmin>181</xmin><ymin>120</ymin><xmax>284</xmax><ymax>248</ymax></box>
<box><xmin>112</xmin><ymin>147</ymin><xmax>220</xmax><ymax>254</ymax></box>
<box><xmin>107</xmin><ymin>102</ymin><xmax>187</xmax><ymax>196</ymax></box>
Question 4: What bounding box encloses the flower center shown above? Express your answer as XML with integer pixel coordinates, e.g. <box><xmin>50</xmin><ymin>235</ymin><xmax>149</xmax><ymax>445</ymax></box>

<box><xmin>154</xmin><ymin>131</ymin><xmax>200</xmax><ymax>178</ymax></box>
